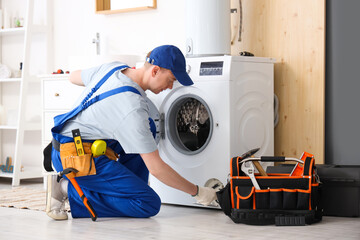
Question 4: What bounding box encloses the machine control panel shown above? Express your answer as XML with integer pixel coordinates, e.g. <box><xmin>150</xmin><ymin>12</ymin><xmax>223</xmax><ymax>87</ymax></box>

<box><xmin>199</xmin><ymin>61</ymin><xmax>223</xmax><ymax>76</ymax></box>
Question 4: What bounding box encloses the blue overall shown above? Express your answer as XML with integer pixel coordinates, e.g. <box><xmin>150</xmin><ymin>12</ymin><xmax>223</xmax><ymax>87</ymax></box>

<box><xmin>51</xmin><ymin>65</ymin><xmax>161</xmax><ymax>218</ymax></box>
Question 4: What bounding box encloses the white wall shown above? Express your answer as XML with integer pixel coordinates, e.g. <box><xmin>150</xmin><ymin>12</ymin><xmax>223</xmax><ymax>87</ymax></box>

<box><xmin>52</xmin><ymin>0</ymin><xmax>187</xmax><ymax>71</ymax></box>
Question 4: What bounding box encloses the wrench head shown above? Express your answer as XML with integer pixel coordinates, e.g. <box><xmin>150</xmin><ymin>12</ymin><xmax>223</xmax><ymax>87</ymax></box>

<box><xmin>240</xmin><ymin>161</ymin><xmax>261</xmax><ymax>190</ymax></box>
<box><xmin>241</xmin><ymin>161</ymin><xmax>255</xmax><ymax>175</ymax></box>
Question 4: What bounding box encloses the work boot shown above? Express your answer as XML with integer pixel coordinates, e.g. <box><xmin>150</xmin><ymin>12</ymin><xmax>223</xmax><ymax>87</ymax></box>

<box><xmin>46</xmin><ymin>174</ymin><xmax>68</xmax><ymax>220</ymax></box>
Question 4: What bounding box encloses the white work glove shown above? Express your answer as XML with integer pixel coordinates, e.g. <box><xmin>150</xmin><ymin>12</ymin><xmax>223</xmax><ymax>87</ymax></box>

<box><xmin>192</xmin><ymin>185</ymin><xmax>217</xmax><ymax>206</ymax></box>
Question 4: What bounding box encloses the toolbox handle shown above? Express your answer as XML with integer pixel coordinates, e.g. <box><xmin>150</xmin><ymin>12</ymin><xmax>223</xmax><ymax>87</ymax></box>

<box><xmin>261</xmin><ymin>156</ymin><xmax>285</xmax><ymax>162</ymax></box>
<box><xmin>240</xmin><ymin>157</ymin><xmax>304</xmax><ymax>164</ymax></box>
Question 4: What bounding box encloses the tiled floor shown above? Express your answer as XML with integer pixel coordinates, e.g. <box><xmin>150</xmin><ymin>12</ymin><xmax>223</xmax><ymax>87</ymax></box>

<box><xmin>0</xmin><ymin>178</ymin><xmax>360</xmax><ymax>240</ymax></box>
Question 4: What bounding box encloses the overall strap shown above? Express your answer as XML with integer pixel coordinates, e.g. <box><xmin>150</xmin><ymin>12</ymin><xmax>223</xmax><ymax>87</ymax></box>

<box><xmin>81</xmin><ymin>65</ymin><xmax>128</xmax><ymax>106</ymax></box>
<box><xmin>82</xmin><ymin>86</ymin><xmax>140</xmax><ymax>110</ymax></box>
<box><xmin>52</xmin><ymin>65</ymin><xmax>140</xmax><ymax>136</ymax></box>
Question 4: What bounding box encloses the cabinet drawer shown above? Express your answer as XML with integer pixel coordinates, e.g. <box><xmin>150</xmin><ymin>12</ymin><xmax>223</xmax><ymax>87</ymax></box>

<box><xmin>43</xmin><ymin>80</ymin><xmax>83</xmax><ymax>110</ymax></box>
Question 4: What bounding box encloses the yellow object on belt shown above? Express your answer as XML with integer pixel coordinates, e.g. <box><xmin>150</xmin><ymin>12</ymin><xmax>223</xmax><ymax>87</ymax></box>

<box><xmin>59</xmin><ymin>142</ymin><xmax>118</xmax><ymax>179</ymax></box>
<box><xmin>60</xmin><ymin>142</ymin><xmax>118</xmax><ymax>161</ymax></box>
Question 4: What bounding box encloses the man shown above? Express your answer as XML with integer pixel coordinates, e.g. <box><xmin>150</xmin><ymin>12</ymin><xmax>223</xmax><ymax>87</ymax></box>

<box><xmin>46</xmin><ymin>45</ymin><xmax>217</xmax><ymax>220</ymax></box>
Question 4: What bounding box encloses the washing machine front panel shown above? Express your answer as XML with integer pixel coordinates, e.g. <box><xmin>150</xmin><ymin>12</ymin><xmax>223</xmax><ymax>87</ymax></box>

<box><xmin>148</xmin><ymin>78</ymin><xmax>231</xmax><ymax>207</ymax></box>
<box><xmin>147</xmin><ymin>56</ymin><xmax>274</xmax><ymax>207</ymax></box>
<box><xmin>158</xmin><ymin>82</ymin><xmax>231</xmax><ymax>170</ymax></box>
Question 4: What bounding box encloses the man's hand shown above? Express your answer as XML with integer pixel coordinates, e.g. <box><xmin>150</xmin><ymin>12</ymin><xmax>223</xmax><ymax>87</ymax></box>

<box><xmin>193</xmin><ymin>186</ymin><xmax>217</xmax><ymax>206</ymax></box>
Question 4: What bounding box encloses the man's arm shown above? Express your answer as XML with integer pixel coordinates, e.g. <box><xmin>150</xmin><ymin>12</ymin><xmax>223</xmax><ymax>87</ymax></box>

<box><xmin>140</xmin><ymin>150</ymin><xmax>198</xmax><ymax>196</ymax></box>
<box><xmin>69</xmin><ymin>70</ymin><xmax>85</xmax><ymax>86</ymax></box>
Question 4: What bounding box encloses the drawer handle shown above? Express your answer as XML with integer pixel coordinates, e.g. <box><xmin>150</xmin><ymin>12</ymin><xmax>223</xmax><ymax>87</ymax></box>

<box><xmin>54</xmin><ymin>93</ymin><xmax>60</xmax><ymax>97</ymax></box>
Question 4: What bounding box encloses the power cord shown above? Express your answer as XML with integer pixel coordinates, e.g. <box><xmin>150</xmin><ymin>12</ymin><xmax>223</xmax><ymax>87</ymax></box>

<box><xmin>274</xmin><ymin>94</ymin><xmax>279</xmax><ymax>128</ymax></box>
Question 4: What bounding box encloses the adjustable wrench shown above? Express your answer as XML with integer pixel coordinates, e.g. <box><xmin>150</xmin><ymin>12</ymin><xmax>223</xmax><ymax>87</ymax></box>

<box><xmin>241</xmin><ymin>161</ymin><xmax>261</xmax><ymax>190</ymax></box>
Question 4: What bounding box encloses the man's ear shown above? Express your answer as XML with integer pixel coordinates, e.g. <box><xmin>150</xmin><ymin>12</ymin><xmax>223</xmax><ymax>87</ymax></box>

<box><xmin>151</xmin><ymin>66</ymin><xmax>161</xmax><ymax>77</ymax></box>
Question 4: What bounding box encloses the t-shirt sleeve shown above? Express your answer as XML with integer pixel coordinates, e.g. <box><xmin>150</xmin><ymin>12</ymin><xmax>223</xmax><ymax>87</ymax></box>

<box><xmin>80</xmin><ymin>61</ymin><xmax>124</xmax><ymax>87</ymax></box>
<box><xmin>112</xmin><ymin>108</ymin><xmax>158</xmax><ymax>154</ymax></box>
<box><xmin>81</xmin><ymin>65</ymin><xmax>102</xmax><ymax>86</ymax></box>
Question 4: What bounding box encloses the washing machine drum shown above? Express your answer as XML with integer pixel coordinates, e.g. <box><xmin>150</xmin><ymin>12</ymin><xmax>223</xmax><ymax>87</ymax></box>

<box><xmin>166</xmin><ymin>95</ymin><xmax>213</xmax><ymax>155</ymax></box>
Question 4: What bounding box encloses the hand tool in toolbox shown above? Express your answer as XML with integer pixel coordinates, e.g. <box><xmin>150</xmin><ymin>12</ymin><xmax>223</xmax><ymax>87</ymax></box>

<box><xmin>241</xmin><ymin>161</ymin><xmax>261</xmax><ymax>190</ymax></box>
<box><xmin>238</xmin><ymin>148</ymin><xmax>266</xmax><ymax>190</ymax></box>
<box><xmin>239</xmin><ymin>148</ymin><xmax>268</xmax><ymax>176</ymax></box>
<box><xmin>71</xmin><ymin>129</ymin><xmax>98</xmax><ymax>221</ymax></box>
<box><xmin>240</xmin><ymin>155</ymin><xmax>304</xmax><ymax>190</ymax></box>
<box><xmin>239</xmin><ymin>148</ymin><xmax>260</xmax><ymax>159</ymax></box>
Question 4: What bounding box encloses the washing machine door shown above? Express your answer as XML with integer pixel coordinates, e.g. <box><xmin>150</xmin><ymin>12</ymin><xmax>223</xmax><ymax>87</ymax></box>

<box><xmin>165</xmin><ymin>94</ymin><xmax>213</xmax><ymax>156</ymax></box>
<box><xmin>145</xmin><ymin>97</ymin><xmax>161</xmax><ymax>144</ymax></box>
<box><xmin>145</xmin><ymin>94</ymin><xmax>213</xmax><ymax>151</ymax></box>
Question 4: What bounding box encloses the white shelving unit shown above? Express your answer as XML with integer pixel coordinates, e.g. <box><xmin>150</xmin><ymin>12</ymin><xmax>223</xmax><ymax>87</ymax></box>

<box><xmin>0</xmin><ymin>0</ymin><xmax>53</xmax><ymax>186</ymax></box>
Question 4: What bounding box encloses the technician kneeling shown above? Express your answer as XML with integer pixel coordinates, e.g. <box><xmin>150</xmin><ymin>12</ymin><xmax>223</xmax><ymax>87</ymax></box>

<box><xmin>46</xmin><ymin>45</ymin><xmax>217</xmax><ymax>220</ymax></box>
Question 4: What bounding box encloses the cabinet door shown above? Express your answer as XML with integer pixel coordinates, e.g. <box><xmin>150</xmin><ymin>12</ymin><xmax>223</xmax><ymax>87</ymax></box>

<box><xmin>43</xmin><ymin>111</ymin><xmax>62</xmax><ymax>142</ymax></box>
<box><xmin>43</xmin><ymin>79</ymin><xmax>83</xmax><ymax>110</ymax></box>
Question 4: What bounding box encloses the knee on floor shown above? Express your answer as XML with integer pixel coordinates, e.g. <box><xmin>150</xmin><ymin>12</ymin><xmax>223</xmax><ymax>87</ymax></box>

<box><xmin>140</xmin><ymin>193</ymin><xmax>161</xmax><ymax>218</ymax></box>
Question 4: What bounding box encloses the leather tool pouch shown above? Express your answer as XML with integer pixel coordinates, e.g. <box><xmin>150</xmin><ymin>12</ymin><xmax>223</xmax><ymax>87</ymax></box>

<box><xmin>60</xmin><ymin>142</ymin><xmax>96</xmax><ymax>179</ymax></box>
<box><xmin>217</xmin><ymin>153</ymin><xmax>323</xmax><ymax>226</ymax></box>
<box><xmin>59</xmin><ymin>141</ymin><xmax>119</xmax><ymax>179</ymax></box>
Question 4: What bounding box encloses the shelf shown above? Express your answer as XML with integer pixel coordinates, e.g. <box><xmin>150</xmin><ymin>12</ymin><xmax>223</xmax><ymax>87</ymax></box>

<box><xmin>0</xmin><ymin>76</ymin><xmax>41</xmax><ymax>83</ymax></box>
<box><xmin>0</xmin><ymin>171</ymin><xmax>13</xmax><ymax>178</ymax></box>
<box><xmin>0</xmin><ymin>78</ymin><xmax>22</xmax><ymax>83</ymax></box>
<box><xmin>0</xmin><ymin>166</ymin><xmax>43</xmax><ymax>179</ymax></box>
<box><xmin>0</xmin><ymin>27</ymin><xmax>25</xmax><ymax>36</ymax></box>
<box><xmin>0</xmin><ymin>122</ymin><xmax>41</xmax><ymax>131</ymax></box>
<box><xmin>0</xmin><ymin>125</ymin><xmax>17</xmax><ymax>130</ymax></box>
<box><xmin>0</xmin><ymin>25</ymin><xmax>47</xmax><ymax>36</ymax></box>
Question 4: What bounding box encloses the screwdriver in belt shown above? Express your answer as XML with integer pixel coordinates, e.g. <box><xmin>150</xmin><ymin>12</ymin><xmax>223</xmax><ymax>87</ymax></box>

<box><xmin>72</xmin><ymin>129</ymin><xmax>98</xmax><ymax>221</ymax></box>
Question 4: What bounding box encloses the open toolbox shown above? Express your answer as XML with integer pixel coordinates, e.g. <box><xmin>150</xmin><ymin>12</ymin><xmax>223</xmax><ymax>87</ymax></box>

<box><xmin>267</xmin><ymin>164</ymin><xmax>360</xmax><ymax>217</ymax></box>
<box><xmin>217</xmin><ymin>151</ymin><xmax>323</xmax><ymax>226</ymax></box>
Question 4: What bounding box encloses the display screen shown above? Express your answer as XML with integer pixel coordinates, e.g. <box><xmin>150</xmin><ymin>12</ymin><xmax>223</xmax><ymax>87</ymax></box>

<box><xmin>200</xmin><ymin>61</ymin><xmax>224</xmax><ymax>76</ymax></box>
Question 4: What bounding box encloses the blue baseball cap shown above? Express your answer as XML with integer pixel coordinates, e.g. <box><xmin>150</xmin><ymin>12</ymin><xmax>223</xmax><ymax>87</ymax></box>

<box><xmin>146</xmin><ymin>45</ymin><xmax>193</xmax><ymax>86</ymax></box>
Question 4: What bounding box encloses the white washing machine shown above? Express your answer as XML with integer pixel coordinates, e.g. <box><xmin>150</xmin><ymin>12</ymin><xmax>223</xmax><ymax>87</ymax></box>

<box><xmin>146</xmin><ymin>55</ymin><xmax>275</xmax><ymax>208</ymax></box>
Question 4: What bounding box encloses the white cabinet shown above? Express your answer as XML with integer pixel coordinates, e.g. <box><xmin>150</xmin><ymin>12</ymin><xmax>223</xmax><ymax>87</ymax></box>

<box><xmin>40</xmin><ymin>75</ymin><xmax>83</xmax><ymax>148</ymax></box>
<box><xmin>43</xmin><ymin>79</ymin><xmax>84</xmax><ymax>110</ymax></box>
<box><xmin>0</xmin><ymin>0</ymin><xmax>53</xmax><ymax>186</ymax></box>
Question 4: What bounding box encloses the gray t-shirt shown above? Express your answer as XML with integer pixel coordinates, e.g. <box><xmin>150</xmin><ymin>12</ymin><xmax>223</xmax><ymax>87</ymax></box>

<box><xmin>60</xmin><ymin>61</ymin><xmax>157</xmax><ymax>154</ymax></box>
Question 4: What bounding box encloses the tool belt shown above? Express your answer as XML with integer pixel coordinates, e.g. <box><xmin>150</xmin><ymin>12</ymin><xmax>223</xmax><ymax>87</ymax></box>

<box><xmin>43</xmin><ymin>139</ymin><xmax>118</xmax><ymax>179</ymax></box>
<box><xmin>60</xmin><ymin>142</ymin><xmax>118</xmax><ymax>179</ymax></box>
<box><xmin>216</xmin><ymin>152</ymin><xmax>323</xmax><ymax>226</ymax></box>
